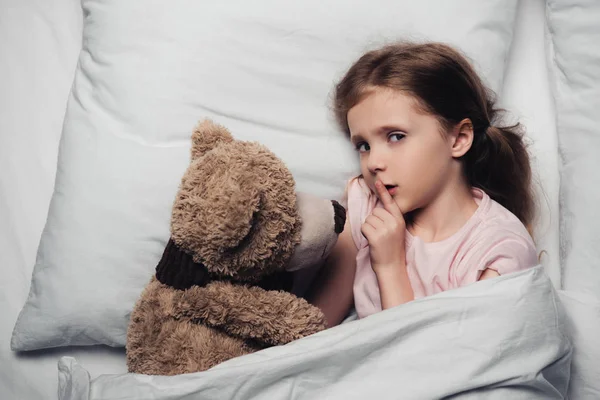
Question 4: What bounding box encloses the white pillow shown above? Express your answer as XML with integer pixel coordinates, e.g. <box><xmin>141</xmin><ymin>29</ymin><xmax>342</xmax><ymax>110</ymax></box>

<box><xmin>546</xmin><ymin>0</ymin><xmax>600</xmax><ymax>397</ymax></box>
<box><xmin>546</xmin><ymin>0</ymin><xmax>600</xmax><ymax>298</ymax></box>
<box><xmin>12</xmin><ymin>0</ymin><xmax>520</xmax><ymax>350</ymax></box>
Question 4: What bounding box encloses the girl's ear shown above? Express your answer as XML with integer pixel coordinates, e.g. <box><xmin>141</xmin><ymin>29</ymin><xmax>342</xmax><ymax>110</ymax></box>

<box><xmin>450</xmin><ymin>118</ymin><xmax>474</xmax><ymax>158</ymax></box>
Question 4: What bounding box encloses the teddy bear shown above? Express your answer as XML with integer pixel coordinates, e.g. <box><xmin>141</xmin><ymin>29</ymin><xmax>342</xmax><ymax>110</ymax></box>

<box><xmin>126</xmin><ymin>119</ymin><xmax>346</xmax><ymax>376</ymax></box>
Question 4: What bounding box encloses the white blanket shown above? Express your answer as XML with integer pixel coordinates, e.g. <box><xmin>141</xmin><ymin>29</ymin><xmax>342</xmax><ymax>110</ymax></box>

<box><xmin>57</xmin><ymin>266</ymin><xmax>571</xmax><ymax>400</ymax></box>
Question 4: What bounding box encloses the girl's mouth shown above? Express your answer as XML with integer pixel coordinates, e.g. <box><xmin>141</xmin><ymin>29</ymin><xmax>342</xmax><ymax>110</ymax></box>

<box><xmin>385</xmin><ymin>185</ymin><xmax>398</xmax><ymax>195</ymax></box>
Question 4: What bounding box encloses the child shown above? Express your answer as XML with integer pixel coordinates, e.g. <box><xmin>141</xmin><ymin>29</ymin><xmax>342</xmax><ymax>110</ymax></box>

<box><xmin>307</xmin><ymin>42</ymin><xmax>539</xmax><ymax>327</ymax></box>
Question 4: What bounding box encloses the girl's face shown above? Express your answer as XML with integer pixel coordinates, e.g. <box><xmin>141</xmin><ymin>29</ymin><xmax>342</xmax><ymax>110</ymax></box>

<box><xmin>347</xmin><ymin>88</ymin><xmax>459</xmax><ymax>214</ymax></box>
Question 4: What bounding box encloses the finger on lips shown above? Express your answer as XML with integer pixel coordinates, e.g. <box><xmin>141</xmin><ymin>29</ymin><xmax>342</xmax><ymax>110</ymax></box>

<box><xmin>375</xmin><ymin>180</ymin><xmax>403</xmax><ymax>217</ymax></box>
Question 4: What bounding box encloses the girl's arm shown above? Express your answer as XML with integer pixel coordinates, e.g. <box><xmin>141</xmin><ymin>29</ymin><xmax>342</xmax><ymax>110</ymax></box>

<box><xmin>479</xmin><ymin>269</ymin><xmax>500</xmax><ymax>280</ymax></box>
<box><xmin>375</xmin><ymin>265</ymin><xmax>414</xmax><ymax>309</ymax></box>
<box><xmin>363</xmin><ymin>181</ymin><xmax>414</xmax><ymax>310</ymax></box>
<box><xmin>305</xmin><ymin>218</ymin><xmax>357</xmax><ymax>328</ymax></box>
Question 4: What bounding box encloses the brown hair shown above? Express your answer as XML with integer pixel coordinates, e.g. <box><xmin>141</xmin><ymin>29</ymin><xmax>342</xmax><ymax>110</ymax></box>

<box><xmin>333</xmin><ymin>42</ymin><xmax>534</xmax><ymax>232</ymax></box>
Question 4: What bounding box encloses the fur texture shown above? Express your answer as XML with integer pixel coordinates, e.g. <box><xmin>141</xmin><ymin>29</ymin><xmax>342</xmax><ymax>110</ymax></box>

<box><xmin>190</xmin><ymin>119</ymin><xmax>234</xmax><ymax>161</ymax></box>
<box><xmin>171</xmin><ymin>280</ymin><xmax>326</xmax><ymax>346</ymax></box>
<box><xmin>171</xmin><ymin>128</ymin><xmax>301</xmax><ymax>281</ymax></box>
<box><xmin>127</xmin><ymin>278</ymin><xmax>262</xmax><ymax>376</ymax></box>
<box><xmin>126</xmin><ymin>120</ymin><xmax>338</xmax><ymax>376</ymax></box>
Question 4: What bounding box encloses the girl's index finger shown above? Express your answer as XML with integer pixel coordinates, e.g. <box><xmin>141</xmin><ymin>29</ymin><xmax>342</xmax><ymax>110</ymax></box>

<box><xmin>375</xmin><ymin>180</ymin><xmax>403</xmax><ymax>218</ymax></box>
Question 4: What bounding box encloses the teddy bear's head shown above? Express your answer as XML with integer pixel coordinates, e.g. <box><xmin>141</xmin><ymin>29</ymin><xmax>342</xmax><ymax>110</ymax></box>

<box><xmin>156</xmin><ymin>119</ymin><xmax>344</xmax><ymax>290</ymax></box>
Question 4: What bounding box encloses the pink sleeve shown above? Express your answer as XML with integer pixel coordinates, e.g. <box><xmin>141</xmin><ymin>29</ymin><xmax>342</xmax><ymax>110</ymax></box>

<box><xmin>457</xmin><ymin>236</ymin><xmax>538</xmax><ymax>285</ymax></box>
<box><xmin>345</xmin><ymin>178</ymin><xmax>373</xmax><ymax>251</ymax></box>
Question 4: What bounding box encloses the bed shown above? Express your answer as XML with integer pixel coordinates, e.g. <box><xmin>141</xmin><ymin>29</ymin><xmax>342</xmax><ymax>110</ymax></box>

<box><xmin>1</xmin><ymin>0</ymin><xmax>598</xmax><ymax>398</ymax></box>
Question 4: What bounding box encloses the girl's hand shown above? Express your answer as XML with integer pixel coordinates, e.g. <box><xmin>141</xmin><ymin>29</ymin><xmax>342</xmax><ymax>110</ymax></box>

<box><xmin>361</xmin><ymin>180</ymin><xmax>407</xmax><ymax>273</ymax></box>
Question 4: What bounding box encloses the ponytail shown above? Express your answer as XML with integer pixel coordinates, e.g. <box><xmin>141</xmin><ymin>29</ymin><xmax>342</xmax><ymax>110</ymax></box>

<box><xmin>464</xmin><ymin>122</ymin><xmax>534</xmax><ymax>233</ymax></box>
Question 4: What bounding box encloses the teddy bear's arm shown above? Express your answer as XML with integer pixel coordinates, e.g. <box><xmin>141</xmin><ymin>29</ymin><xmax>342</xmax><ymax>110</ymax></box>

<box><xmin>172</xmin><ymin>281</ymin><xmax>327</xmax><ymax>347</ymax></box>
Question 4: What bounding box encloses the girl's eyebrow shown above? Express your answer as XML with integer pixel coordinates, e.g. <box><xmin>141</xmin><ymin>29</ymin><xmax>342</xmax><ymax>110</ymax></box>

<box><xmin>350</xmin><ymin>134</ymin><xmax>364</xmax><ymax>145</ymax></box>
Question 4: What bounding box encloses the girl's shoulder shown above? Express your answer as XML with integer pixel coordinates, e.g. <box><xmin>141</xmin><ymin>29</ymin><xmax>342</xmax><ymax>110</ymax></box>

<box><xmin>345</xmin><ymin>176</ymin><xmax>370</xmax><ymax>196</ymax></box>
<box><xmin>454</xmin><ymin>190</ymin><xmax>538</xmax><ymax>284</ymax></box>
<box><xmin>344</xmin><ymin>176</ymin><xmax>375</xmax><ymax>250</ymax></box>
<box><xmin>476</xmin><ymin>190</ymin><xmax>535</xmax><ymax>248</ymax></box>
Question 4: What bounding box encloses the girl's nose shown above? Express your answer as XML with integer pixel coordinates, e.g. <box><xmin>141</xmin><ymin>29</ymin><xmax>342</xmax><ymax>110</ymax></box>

<box><xmin>367</xmin><ymin>148</ymin><xmax>386</xmax><ymax>174</ymax></box>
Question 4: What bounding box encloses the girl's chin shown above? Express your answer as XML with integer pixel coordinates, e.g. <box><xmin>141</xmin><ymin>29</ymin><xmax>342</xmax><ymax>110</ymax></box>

<box><xmin>394</xmin><ymin>198</ymin><xmax>418</xmax><ymax>216</ymax></box>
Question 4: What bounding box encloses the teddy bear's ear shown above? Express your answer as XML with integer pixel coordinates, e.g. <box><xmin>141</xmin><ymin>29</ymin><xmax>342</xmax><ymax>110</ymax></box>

<box><xmin>191</xmin><ymin>119</ymin><xmax>234</xmax><ymax>160</ymax></box>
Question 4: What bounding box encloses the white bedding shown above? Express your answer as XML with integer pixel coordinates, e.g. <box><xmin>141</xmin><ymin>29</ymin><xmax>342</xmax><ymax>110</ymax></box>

<box><xmin>0</xmin><ymin>0</ymin><xmax>569</xmax><ymax>398</ymax></box>
<box><xmin>0</xmin><ymin>0</ymin><xmax>126</xmax><ymax>398</ymax></box>
<box><xmin>58</xmin><ymin>267</ymin><xmax>572</xmax><ymax>400</ymax></box>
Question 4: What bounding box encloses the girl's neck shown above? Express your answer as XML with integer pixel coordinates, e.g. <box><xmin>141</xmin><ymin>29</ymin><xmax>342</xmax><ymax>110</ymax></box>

<box><xmin>406</xmin><ymin>177</ymin><xmax>478</xmax><ymax>243</ymax></box>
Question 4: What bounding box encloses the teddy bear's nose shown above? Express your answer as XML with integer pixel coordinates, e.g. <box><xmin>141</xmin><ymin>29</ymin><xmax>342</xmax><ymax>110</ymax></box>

<box><xmin>332</xmin><ymin>200</ymin><xmax>346</xmax><ymax>234</ymax></box>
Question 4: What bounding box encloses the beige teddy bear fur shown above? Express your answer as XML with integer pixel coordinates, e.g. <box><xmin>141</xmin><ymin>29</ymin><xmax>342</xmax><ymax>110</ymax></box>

<box><xmin>126</xmin><ymin>120</ymin><xmax>345</xmax><ymax>375</ymax></box>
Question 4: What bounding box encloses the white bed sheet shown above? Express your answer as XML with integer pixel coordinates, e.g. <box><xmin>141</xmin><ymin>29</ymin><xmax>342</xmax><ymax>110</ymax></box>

<box><xmin>0</xmin><ymin>0</ymin><xmax>560</xmax><ymax>398</ymax></box>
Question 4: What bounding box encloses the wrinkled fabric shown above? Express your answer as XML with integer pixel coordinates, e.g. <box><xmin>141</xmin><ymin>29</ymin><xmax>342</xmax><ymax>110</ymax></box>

<box><xmin>59</xmin><ymin>266</ymin><xmax>572</xmax><ymax>400</ymax></box>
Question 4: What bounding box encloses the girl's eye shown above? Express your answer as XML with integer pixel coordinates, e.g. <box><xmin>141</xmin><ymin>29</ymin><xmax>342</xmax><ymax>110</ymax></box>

<box><xmin>388</xmin><ymin>132</ymin><xmax>405</xmax><ymax>142</ymax></box>
<box><xmin>356</xmin><ymin>142</ymin><xmax>370</xmax><ymax>152</ymax></box>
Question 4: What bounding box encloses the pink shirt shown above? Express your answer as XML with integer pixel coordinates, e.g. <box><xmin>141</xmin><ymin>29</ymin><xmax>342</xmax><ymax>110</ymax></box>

<box><xmin>346</xmin><ymin>178</ymin><xmax>538</xmax><ymax>319</ymax></box>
